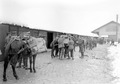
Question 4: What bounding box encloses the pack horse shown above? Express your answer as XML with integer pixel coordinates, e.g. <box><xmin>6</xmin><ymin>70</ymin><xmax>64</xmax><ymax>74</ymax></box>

<box><xmin>2</xmin><ymin>32</ymin><xmax>41</xmax><ymax>82</ymax></box>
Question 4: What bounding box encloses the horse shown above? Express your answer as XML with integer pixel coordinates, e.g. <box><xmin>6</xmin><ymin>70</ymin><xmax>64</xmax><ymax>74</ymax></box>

<box><xmin>3</xmin><ymin>37</ymin><xmax>27</xmax><ymax>81</ymax></box>
<box><xmin>17</xmin><ymin>36</ymin><xmax>38</xmax><ymax>73</ymax></box>
<box><xmin>3</xmin><ymin>35</ymin><xmax>38</xmax><ymax>82</ymax></box>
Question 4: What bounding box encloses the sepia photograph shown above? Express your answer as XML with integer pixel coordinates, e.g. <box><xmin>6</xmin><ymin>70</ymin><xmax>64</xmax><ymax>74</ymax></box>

<box><xmin>0</xmin><ymin>0</ymin><xmax>120</xmax><ymax>84</ymax></box>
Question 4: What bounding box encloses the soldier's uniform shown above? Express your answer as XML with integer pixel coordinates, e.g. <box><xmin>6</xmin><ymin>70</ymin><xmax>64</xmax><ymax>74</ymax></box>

<box><xmin>68</xmin><ymin>38</ymin><xmax>74</xmax><ymax>60</ymax></box>
<box><xmin>92</xmin><ymin>38</ymin><xmax>97</xmax><ymax>48</ymax></box>
<box><xmin>88</xmin><ymin>38</ymin><xmax>93</xmax><ymax>50</ymax></box>
<box><xmin>58</xmin><ymin>36</ymin><xmax>65</xmax><ymax>59</ymax></box>
<box><xmin>83</xmin><ymin>38</ymin><xmax>87</xmax><ymax>52</ymax></box>
<box><xmin>63</xmin><ymin>36</ymin><xmax>69</xmax><ymax>58</ymax></box>
<box><xmin>70</xmin><ymin>36</ymin><xmax>76</xmax><ymax>51</ymax></box>
<box><xmin>111</xmin><ymin>39</ymin><xmax>114</xmax><ymax>45</ymax></box>
<box><xmin>50</xmin><ymin>37</ymin><xmax>59</xmax><ymax>58</ymax></box>
<box><xmin>78</xmin><ymin>38</ymin><xmax>84</xmax><ymax>58</ymax></box>
<box><xmin>17</xmin><ymin>32</ymin><xmax>31</xmax><ymax>69</ymax></box>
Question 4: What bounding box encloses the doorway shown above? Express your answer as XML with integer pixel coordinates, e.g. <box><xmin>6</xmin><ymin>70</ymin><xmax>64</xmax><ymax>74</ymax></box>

<box><xmin>47</xmin><ymin>32</ymin><xmax>53</xmax><ymax>49</ymax></box>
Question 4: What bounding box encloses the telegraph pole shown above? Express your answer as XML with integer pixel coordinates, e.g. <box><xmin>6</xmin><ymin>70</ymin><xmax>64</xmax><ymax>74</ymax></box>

<box><xmin>116</xmin><ymin>14</ymin><xmax>118</xmax><ymax>42</ymax></box>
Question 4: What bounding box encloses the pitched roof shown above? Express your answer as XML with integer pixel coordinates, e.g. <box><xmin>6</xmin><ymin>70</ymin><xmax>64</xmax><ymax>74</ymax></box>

<box><xmin>91</xmin><ymin>21</ymin><xmax>120</xmax><ymax>34</ymax></box>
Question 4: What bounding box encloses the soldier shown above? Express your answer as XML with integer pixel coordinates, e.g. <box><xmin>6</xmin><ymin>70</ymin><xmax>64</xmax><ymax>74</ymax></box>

<box><xmin>110</xmin><ymin>39</ymin><xmax>114</xmax><ymax>45</ymax></box>
<box><xmin>63</xmin><ymin>35</ymin><xmax>69</xmax><ymax>58</ymax></box>
<box><xmin>58</xmin><ymin>35</ymin><xmax>65</xmax><ymax>59</ymax></box>
<box><xmin>78</xmin><ymin>37</ymin><xmax>85</xmax><ymax>58</ymax></box>
<box><xmin>50</xmin><ymin>36</ymin><xmax>59</xmax><ymax>58</ymax></box>
<box><xmin>93</xmin><ymin>38</ymin><xmax>97</xmax><ymax>48</ymax></box>
<box><xmin>17</xmin><ymin>32</ymin><xmax>30</xmax><ymax>69</ymax></box>
<box><xmin>88</xmin><ymin>37</ymin><xmax>93</xmax><ymax>50</ymax></box>
<box><xmin>70</xmin><ymin>35</ymin><xmax>77</xmax><ymax>51</ymax></box>
<box><xmin>85</xmin><ymin>37</ymin><xmax>89</xmax><ymax>50</ymax></box>
<box><xmin>68</xmin><ymin>37</ymin><xmax>74</xmax><ymax>60</ymax></box>
<box><xmin>82</xmin><ymin>37</ymin><xmax>87</xmax><ymax>52</ymax></box>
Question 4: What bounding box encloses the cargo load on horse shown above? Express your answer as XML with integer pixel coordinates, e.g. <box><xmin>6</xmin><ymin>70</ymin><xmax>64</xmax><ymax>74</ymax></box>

<box><xmin>36</xmin><ymin>38</ymin><xmax>47</xmax><ymax>53</ymax></box>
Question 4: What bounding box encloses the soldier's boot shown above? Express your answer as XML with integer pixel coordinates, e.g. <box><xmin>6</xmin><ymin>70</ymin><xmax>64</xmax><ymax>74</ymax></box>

<box><xmin>67</xmin><ymin>54</ymin><xmax>70</xmax><ymax>59</ymax></box>
<box><xmin>25</xmin><ymin>58</ymin><xmax>29</xmax><ymax>70</ymax></box>
<box><xmin>71</xmin><ymin>54</ymin><xmax>74</xmax><ymax>60</ymax></box>
<box><xmin>80</xmin><ymin>52</ymin><xmax>84</xmax><ymax>59</ymax></box>
<box><xmin>23</xmin><ymin>58</ymin><xmax>28</xmax><ymax>69</ymax></box>
<box><xmin>51</xmin><ymin>49</ymin><xmax>55</xmax><ymax>58</ymax></box>
<box><xmin>55</xmin><ymin>49</ymin><xmax>59</xmax><ymax>57</ymax></box>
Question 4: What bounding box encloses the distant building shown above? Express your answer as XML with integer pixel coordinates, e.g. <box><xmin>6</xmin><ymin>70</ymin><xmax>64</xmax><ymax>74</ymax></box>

<box><xmin>91</xmin><ymin>21</ymin><xmax>120</xmax><ymax>42</ymax></box>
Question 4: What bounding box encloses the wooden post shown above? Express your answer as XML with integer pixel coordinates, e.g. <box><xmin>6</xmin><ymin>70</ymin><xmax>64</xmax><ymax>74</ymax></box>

<box><xmin>8</xmin><ymin>24</ymin><xmax>11</xmax><ymax>32</ymax></box>
<box><xmin>17</xmin><ymin>26</ymin><xmax>19</xmax><ymax>36</ymax></box>
<box><xmin>116</xmin><ymin>14</ymin><xmax>118</xmax><ymax>42</ymax></box>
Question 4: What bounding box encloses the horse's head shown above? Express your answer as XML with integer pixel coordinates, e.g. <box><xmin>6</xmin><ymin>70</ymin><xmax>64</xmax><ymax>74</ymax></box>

<box><xmin>21</xmin><ymin>38</ymin><xmax>32</xmax><ymax>54</ymax></box>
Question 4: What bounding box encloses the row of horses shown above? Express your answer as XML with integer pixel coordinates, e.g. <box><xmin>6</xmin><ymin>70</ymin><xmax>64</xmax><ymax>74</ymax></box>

<box><xmin>3</xmin><ymin>33</ymin><xmax>39</xmax><ymax>82</ymax></box>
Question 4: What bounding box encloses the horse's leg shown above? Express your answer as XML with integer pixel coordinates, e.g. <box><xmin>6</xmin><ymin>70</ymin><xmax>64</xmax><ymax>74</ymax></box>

<box><xmin>67</xmin><ymin>49</ymin><xmax>70</xmax><ymax>59</ymax></box>
<box><xmin>3</xmin><ymin>57</ymin><xmax>9</xmax><ymax>82</ymax></box>
<box><xmin>51</xmin><ymin>47</ymin><xmax>54</xmax><ymax>58</ymax></box>
<box><xmin>61</xmin><ymin>48</ymin><xmax>64</xmax><ymax>60</ymax></box>
<box><xmin>29</xmin><ymin>56</ymin><xmax>32</xmax><ymax>73</ymax></box>
<box><xmin>60</xmin><ymin>48</ymin><xmax>62</xmax><ymax>59</ymax></box>
<box><xmin>24</xmin><ymin>57</ymin><xmax>28</xmax><ymax>70</ymax></box>
<box><xmin>55</xmin><ymin>47</ymin><xmax>59</xmax><ymax>57</ymax></box>
<box><xmin>73</xmin><ymin>44</ymin><xmax>75</xmax><ymax>51</ymax></box>
<box><xmin>17</xmin><ymin>56</ymin><xmax>22</xmax><ymax>68</ymax></box>
<box><xmin>23</xmin><ymin>56</ymin><xmax>26</xmax><ymax>68</ymax></box>
<box><xmin>58</xmin><ymin>48</ymin><xmax>61</xmax><ymax>59</ymax></box>
<box><xmin>71</xmin><ymin>49</ymin><xmax>74</xmax><ymax>60</ymax></box>
<box><xmin>11</xmin><ymin>65</ymin><xmax>19</xmax><ymax>80</ymax></box>
<box><xmin>64</xmin><ymin>46</ymin><xmax>66</xmax><ymax>58</ymax></box>
<box><xmin>33</xmin><ymin>54</ymin><xmax>37</xmax><ymax>73</ymax></box>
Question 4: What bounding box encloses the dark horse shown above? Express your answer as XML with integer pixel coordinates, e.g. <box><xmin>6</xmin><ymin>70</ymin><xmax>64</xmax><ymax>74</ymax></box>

<box><xmin>3</xmin><ymin>38</ymin><xmax>37</xmax><ymax>82</ymax></box>
<box><xmin>20</xmin><ymin>40</ymin><xmax>37</xmax><ymax>73</ymax></box>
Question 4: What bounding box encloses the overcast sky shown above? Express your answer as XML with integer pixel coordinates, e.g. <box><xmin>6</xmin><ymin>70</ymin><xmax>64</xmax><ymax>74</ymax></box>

<box><xmin>0</xmin><ymin>0</ymin><xmax>120</xmax><ymax>36</ymax></box>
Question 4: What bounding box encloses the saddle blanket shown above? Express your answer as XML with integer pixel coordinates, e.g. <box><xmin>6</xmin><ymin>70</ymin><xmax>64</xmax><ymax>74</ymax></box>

<box><xmin>28</xmin><ymin>37</ymin><xmax>47</xmax><ymax>54</ymax></box>
<box><xmin>36</xmin><ymin>38</ymin><xmax>47</xmax><ymax>53</ymax></box>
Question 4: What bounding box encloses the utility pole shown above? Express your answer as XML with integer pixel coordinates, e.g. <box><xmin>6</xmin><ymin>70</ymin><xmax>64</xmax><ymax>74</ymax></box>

<box><xmin>116</xmin><ymin>14</ymin><xmax>118</xmax><ymax>42</ymax></box>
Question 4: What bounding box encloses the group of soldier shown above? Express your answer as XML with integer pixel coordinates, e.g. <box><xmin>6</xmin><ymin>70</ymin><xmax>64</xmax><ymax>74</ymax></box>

<box><xmin>50</xmin><ymin>34</ymin><xmax>75</xmax><ymax>60</ymax></box>
<box><xmin>4</xmin><ymin>31</ymin><xmax>99</xmax><ymax>62</ymax></box>
<box><xmin>50</xmin><ymin>34</ymin><xmax>98</xmax><ymax>60</ymax></box>
<box><xmin>4</xmin><ymin>31</ymin><xmax>99</xmax><ymax>69</ymax></box>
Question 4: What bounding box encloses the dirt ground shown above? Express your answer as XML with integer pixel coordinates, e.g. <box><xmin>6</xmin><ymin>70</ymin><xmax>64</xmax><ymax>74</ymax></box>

<box><xmin>0</xmin><ymin>44</ymin><xmax>114</xmax><ymax>84</ymax></box>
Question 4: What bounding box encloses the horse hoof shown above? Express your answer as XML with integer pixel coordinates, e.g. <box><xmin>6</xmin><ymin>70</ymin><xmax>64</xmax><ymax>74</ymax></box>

<box><xmin>67</xmin><ymin>58</ymin><xmax>70</xmax><ymax>59</ymax></box>
<box><xmin>16</xmin><ymin>66</ymin><xmax>21</xmax><ymax>68</ymax></box>
<box><xmin>15</xmin><ymin>76</ymin><xmax>19</xmax><ymax>80</ymax></box>
<box><xmin>80</xmin><ymin>57</ymin><xmax>84</xmax><ymax>59</ymax></box>
<box><xmin>3</xmin><ymin>78</ymin><xmax>7</xmax><ymax>82</ymax></box>
<box><xmin>16</xmin><ymin>77</ymin><xmax>19</xmax><ymax>80</ymax></box>
<box><xmin>25</xmin><ymin>68</ymin><xmax>30</xmax><ymax>70</ymax></box>
<box><xmin>30</xmin><ymin>70</ymin><xmax>32</xmax><ymax>73</ymax></box>
<box><xmin>34</xmin><ymin>70</ymin><xmax>36</xmax><ymax>73</ymax></box>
